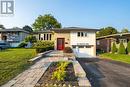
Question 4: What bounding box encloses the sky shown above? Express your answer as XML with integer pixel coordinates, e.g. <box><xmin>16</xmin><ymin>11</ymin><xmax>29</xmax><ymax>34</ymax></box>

<box><xmin>0</xmin><ymin>0</ymin><xmax>130</xmax><ymax>31</ymax></box>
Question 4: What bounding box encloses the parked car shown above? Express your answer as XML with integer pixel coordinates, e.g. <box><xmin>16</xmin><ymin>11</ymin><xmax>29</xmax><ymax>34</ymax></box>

<box><xmin>0</xmin><ymin>41</ymin><xmax>10</xmax><ymax>50</ymax></box>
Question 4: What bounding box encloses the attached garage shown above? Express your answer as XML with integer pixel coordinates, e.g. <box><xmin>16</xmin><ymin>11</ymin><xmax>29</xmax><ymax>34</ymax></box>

<box><xmin>72</xmin><ymin>45</ymin><xmax>94</xmax><ymax>58</ymax></box>
<box><xmin>78</xmin><ymin>46</ymin><xmax>93</xmax><ymax>56</ymax></box>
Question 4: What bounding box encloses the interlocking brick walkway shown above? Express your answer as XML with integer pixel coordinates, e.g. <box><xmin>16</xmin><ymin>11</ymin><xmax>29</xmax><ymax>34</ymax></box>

<box><xmin>2</xmin><ymin>51</ymin><xmax>68</xmax><ymax>87</ymax></box>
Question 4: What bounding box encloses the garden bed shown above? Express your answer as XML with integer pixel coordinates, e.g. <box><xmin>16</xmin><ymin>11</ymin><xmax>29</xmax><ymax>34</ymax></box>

<box><xmin>35</xmin><ymin>62</ymin><xmax>79</xmax><ymax>87</ymax></box>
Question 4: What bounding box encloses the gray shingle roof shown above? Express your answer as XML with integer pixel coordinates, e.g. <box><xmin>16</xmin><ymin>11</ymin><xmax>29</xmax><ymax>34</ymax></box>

<box><xmin>96</xmin><ymin>33</ymin><xmax>130</xmax><ymax>40</ymax></box>
<box><xmin>53</xmin><ymin>27</ymin><xmax>99</xmax><ymax>31</ymax></box>
<box><xmin>0</xmin><ymin>27</ymin><xmax>29</xmax><ymax>33</ymax></box>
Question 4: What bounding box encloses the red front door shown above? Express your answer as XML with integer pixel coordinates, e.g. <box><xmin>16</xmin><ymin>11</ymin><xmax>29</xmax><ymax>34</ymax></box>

<box><xmin>57</xmin><ymin>38</ymin><xmax>65</xmax><ymax>50</ymax></box>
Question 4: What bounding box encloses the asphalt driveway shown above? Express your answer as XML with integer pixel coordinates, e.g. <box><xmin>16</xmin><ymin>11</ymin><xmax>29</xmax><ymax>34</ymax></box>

<box><xmin>77</xmin><ymin>58</ymin><xmax>130</xmax><ymax>87</ymax></box>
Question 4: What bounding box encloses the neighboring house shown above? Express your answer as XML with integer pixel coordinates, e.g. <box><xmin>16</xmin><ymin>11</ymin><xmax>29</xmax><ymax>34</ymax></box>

<box><xmin>96</xmin><ymin>33</ymin><xmax>130</xmax><ymax>53</ymax></box>
<box><xmin>34</xmin><ymin>27</ymin><xmax>98</xmax><ymax>57</ymax></box>
<box><xmin>0</xmin><ymin>28</ymin><xmax>30</xmax><ymax>47</ymax></box>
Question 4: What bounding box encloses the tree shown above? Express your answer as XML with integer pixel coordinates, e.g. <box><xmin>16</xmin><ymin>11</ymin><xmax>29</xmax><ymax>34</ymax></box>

<box><xmin>23</xmin><ymin>25</ymin><xmax>33</xmax><ymax>32</ymax></box>
<box><xmin>111</xmin><ymin>42</ymin><xmax>117</xmax><ymax>53</ymax></box>
<box><xmin>118</xmin><ymin>41</ymin><xmax>126</xmax><ymax>54</ymax></box>
<box><xmin>32</xmin><ymin>14</ymin><xmax>61</xmax><ymax>31</ymax></box>
<box><xmin>24</xmin><ymin>35</ymin><xmax>37</xmax><ymax>43</ymax></box>
<box><xmin>96</xmin><ymin>27</ymin><xmax>118</xmax><ymax>37</ymax></box>
<box><xmin>126</xmin><ymin>41</ymin><xmax>130</xmax><ymax>54</ymax></box>
<box><xmin>121</xmin><ymin>28</ymin><xmax>129</xmax><ymax>33</ymax></box>
<box><xmin>0</xmin><ymin>24</ymin><xmax>5</xmax><ymax>29</ymax></box>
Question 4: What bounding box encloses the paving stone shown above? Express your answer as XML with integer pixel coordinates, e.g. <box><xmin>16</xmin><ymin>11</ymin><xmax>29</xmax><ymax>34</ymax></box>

<box><xmin>11</xmin><ymin>84</ymin><xmax>23</xmax><ymax>87</ymax></box>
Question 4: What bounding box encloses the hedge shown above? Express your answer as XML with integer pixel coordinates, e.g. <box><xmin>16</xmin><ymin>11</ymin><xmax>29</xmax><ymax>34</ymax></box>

<box><xmin>111</xmin><ymin>42</ymin><xmax>117</xmax><ymax>53</ymax></box>
<box><xmin>18</xmin><ymin>42</ymin><xmax>27</xmax><ymax>48</ymax></box>
<box><xmin>33</xmin><ymin>41</ymin><xmax>54</xmax><ymax>53</ymax></box>
<box><xmin>118</xmin><ymin>41</ymin><xmax>126</xmax><ymax>54</ymax></box>
<box><xmin>126</xmin><ymin>41</ymin><xmax>130</xmax><ymax>54</ymax></box>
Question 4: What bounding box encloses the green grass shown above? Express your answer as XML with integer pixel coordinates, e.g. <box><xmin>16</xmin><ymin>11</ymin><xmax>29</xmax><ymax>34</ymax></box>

<box><xmin>0</xmin><ymin>48</ymin><xmax>37</xmax><ymax>86</ymax></box>
<box><xmin>100</xmin><ymin>53</ymin><xmax>130</xmax><ymax>64</ymax></box>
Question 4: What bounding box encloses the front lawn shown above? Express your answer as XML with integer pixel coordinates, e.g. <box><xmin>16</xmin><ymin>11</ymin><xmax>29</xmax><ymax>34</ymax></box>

<box><xmin>100</xmin><ymin>53</ymin><xmax>130</xmax><ymax>64</ymax></box>
<box><xmin>0</xmin><ymin>48</ymin><xmax>37</xmax><ymax>86</ymax></box>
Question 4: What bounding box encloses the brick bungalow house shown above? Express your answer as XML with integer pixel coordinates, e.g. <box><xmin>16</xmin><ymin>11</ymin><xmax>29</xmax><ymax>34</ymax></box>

<box><xmin>34</xmin><ymin>27</ymin><xmax>98</xmax><ymax>57</ymax></box>
<box><xmin>96</xmin><ymin>33</ymin><xmax>130</xmax><ymax>53</ymax></box>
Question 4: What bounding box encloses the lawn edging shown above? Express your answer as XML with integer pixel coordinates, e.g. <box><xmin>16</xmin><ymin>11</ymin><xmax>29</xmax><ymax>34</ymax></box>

<box><xmin>28</xmin><ymin>50</ymin><xmax>53</xmax><ymax>63</ymax></box>
<box><xmin>73</xmin><ymin>60</ymin><xmax>91</xmax><ymax>87</ymax></box>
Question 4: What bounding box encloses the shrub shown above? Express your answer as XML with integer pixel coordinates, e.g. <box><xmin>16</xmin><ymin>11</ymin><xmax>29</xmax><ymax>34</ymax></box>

<box><xmin>126</xmin><ymin>41</ymin><xmax>130</xmax><ymax>54</ymax></box>
<box><xmin>52</xmin><ymin>62</ymin><xmax>70</xmax><ymax>81</ymax></box>
<box><xmin>63</xmin><ymin>47</ymin><xmax>73</xmax><ymax>53</ymax></box>
<box><xmin>52</xmin><ymin>70</ymin><xmax>66</xmax><ymax>81</ymax></box>
<box><xmin>111</xmin><ymin>42</ymin><xmax>117</xmax><ymax>53</ymax></box>
<box><xmin>33</xmin><ymin>41</ymin><xmax>54</xmax><ymax>53</ymax></box>
<box><xmin>96</xmin><ymin>49</ymin><xmax>104</xmax><ymax>54</ymax></box>
<box><xmin>18</xmin><ymin>42</ymin><xmax>27</xmax><ymax>48</ymax></box>
<box><xmin>24</xmin><ymin>35</ymin><xmax>37</xmax><ymax>43</ymax></box>
<box><xmin>35</xmin><ymin>47</ymin><xmax>46</xmax><ymax>53</ymax></box>
<box><xmin>118</xmin><ymin>41</ymin><xmax>126</xmax><ymax>54</ymax></box>
<box><xmin>57</xmin><ymin>61</ymin><xmax>70</xmax><ymax>70</ymax></box>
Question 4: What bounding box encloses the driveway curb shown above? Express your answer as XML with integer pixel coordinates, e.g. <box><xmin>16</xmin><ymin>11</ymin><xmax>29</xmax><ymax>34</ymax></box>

<box><xmin>73</xmin><ymin>60</ymin><xmax>91</xmax><ymax>87</ymax></box>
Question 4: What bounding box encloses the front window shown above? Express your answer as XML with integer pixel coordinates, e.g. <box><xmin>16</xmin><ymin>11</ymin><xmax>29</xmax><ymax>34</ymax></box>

<box><xmin>47</xmin><ymin>34</ymin><xmax>48</xmax><ymax>40</ymax></box>
<box><xmin>78</xmin><ymin>32</ymin><xmax>80</xmax><ymax>37</ymax></box>
<box><xmin>81</xmin><ymin>32</ymin><xmax>84</xmax><ymax>37</ymax></box>
<box><xmin>77</xmin><ymin>32</ymin><xmax>88</xmax><ymax>37</ymax></box>
<box><xmin>84</xmin><ymin>32</ymin><xmax>87</xmax><ymax>37</ymax></box>
<box><xmin>44</xmin><ymin>34</ymin><xmax>46</xmax><ymax>40</ymax></box>
<box><xmin>119</xmin><ymin>39</ymin><xmax>127</xmax><ymax>43</ymax></box>
<box><xmin>42</xmin><ymin>33</ymin><xmax>52</xmax><ymax>40</ymax></box>
<box><xmin>50</xmin><ymin>34</ymin><xmax>52</xmax><ymax>40</ymax></box>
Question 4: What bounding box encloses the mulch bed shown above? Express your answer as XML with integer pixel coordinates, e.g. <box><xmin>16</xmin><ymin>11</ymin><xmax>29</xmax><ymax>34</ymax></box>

<box><xmin>35</xmin><ymin>62</ymin><xmax>79</xmax><ymax>87</ymax></box>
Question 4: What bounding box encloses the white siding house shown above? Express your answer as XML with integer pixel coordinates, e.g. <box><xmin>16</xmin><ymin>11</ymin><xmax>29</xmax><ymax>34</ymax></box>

<box><xmin>53</xmin><ymin>27</ymin><xmax>98</xmax><ymax>58</ymax></box>
<box><xmin>70</xmin><ymin>31</ymin><xmax>96</xmax><ymax>57</ymax></box>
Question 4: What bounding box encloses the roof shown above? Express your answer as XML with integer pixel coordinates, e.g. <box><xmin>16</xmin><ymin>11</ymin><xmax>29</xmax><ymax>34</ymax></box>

<box><xmin>33</xmin><ymin>27</ymin><xmax>99</xmax><ymax>34</ymax></box>
<box><xmin>33</xmin><ymin>30</ymin><xmax>52</xmax><ymax>34</ymax></box>
<box><xmin>0</xmin><ymin>27</ymin><xmax>30</xmax><ymax>33</ymax></box>
<box><xmin>96</xmin><ymin>33</ymin><xmax>130</xmax><ymax>40</ymax></box>
<box><xmin>52</xmin><ymin>27</ymin><xmax>99</xmax><ymax>32</ymax></box>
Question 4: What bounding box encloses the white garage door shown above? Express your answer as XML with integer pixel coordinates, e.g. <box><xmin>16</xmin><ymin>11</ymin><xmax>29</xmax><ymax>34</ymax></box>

<box><xmin>79</xmin><ymin>46</ymin><xmax>93</xmax><ymax>56</ymax></box>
